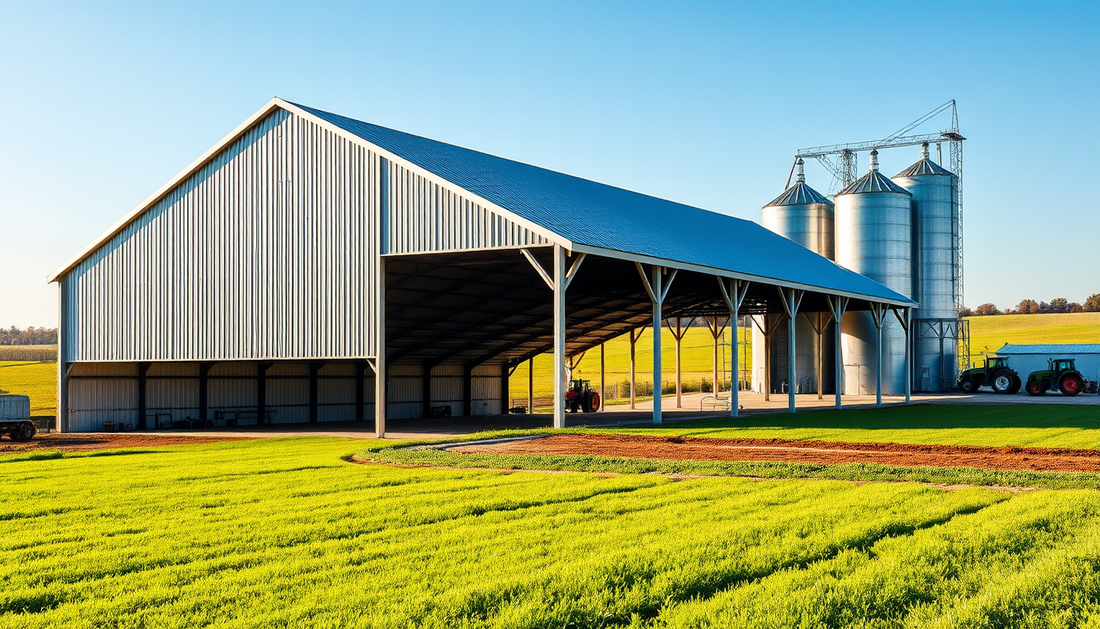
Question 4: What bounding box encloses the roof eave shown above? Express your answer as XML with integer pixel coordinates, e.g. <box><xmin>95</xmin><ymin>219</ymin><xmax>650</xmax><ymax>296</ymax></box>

<box><xmin>570</xmin><ymin>243</ymin><xmax>916</xmax><ymax>307</ymax></box>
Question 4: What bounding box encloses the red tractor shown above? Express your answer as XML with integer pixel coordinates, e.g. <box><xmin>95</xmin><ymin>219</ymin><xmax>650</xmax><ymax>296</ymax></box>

<box><xmin>565</xmin><ymin>379</ymin><xmax>601</xmax><ymax>413</ymax></box>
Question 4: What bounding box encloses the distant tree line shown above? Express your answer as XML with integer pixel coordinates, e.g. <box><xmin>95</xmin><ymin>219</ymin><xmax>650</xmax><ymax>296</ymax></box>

<box><xmin>0</xmin><ymin>326</ymin><xmax>58</xmax><ymax>345</ymax></box>
<box><xmin>960</xmin><ymin>294</ymin><xmax>1100</xmax><ymax>317</ymax></box>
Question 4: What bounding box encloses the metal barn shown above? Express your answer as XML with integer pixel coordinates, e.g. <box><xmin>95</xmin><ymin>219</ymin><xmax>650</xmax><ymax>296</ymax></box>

<box><xmin>50</xmin><ymin>98</ymin><xmax>916</xmax><ymax>436</ymax></box>
<box><xmin>993</xmin><ymin>344</ymin><xmax>1100</xmax><ymax>386</ymax></box>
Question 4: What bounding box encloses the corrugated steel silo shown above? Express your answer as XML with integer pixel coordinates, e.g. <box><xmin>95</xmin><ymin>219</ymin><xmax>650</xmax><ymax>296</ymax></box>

<box><xmin>834</xmin><ymin>150</ymin><xmax>912</xmax><ymax>395</ymax></box>
<box><xmin>753</xmin><ymin>159</ymin><xmax>835</xmax><ymax>394</ymax></box>
<box><xmin>892</xmin><ymin>142</ymin><xmax>959</xmax><ymax>391</ymax></box>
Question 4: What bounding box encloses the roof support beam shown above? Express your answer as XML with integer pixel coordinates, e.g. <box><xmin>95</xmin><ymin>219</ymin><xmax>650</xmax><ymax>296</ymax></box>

<box><xmin>718</xmin><ymin>278</ymin><xmax>749</xmax><ymax>416</ymax></box>
<box><xmin>827</xmin><ymin>296</ymin><xmax>849</xmax><ymax>408</ymax></box>
<box><xmin>778</xmin><ymin>287</ymin><xmax>805</xmax><ymax>414</ymax></box>
<box><xmin>869</xmin><ymin>302</ymin><xmax>889</xmax><ymax>407</ymax></box>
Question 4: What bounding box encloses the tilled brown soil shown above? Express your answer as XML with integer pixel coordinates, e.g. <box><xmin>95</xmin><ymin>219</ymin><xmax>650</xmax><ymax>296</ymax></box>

<box><xmin>0</xmin><ymin>433</ymin><xmax>247</xmax><ymax>453</ymax></box>
<box><xmin>452</xmin><ymin>434</ymin><xmax>1100</xmax><ymax>472</ymax></box>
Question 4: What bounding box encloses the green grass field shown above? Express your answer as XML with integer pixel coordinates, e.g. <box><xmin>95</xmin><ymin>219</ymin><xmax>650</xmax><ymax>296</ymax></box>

<box><xmin>610</xmin><ymin>404</ymin><xmax>1100</xmax><ymax>449</ymax></box>
<box><xmin>3</xmin><ymin>434</ymin><xmax>1100</xmax><ymax>628</ymax></box>
<box><xmin>0</xmin><ymin>361</ymin><xmax>56</xmax><ymax>415</ymax></box>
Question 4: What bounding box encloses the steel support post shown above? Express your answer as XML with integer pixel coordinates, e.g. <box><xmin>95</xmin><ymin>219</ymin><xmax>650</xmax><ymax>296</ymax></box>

<box><xmin>629</xmin><ymin>328</ymin><xmax>640</xmax><ymax>409</ymax></box>
<box><xmin>778</xmin><ymin>288</ymin><xmax>805</xmax><ymax>414</ymax></box>
<box><xmin>717</xmin><ymin>278</ymin><xmax>748</xmax><ymax>418</ymax></box>
<box><xmin>308</xmin><ymin>362</ymin><xmax>320</xmax><ymax>423</ymax></box>
<box><xmin>827</xmin><ymin>296</ymin><xmax>848</xmax><ymax>409</ymax></box>
<box><xmin>527</xmin><ymin>357</ymin><xmax>534</xmax><ymax>414</ymax></box>
<box><xmin>600</xmin><ymin>343</ymin><xmax>606</xmax><ymax>412</ymax></box>
<box><xmin>500</xmin><ymin>363</ymin><xmax>510</xmax><ymax>414</ymax></box>
<box><xmin>375</xmin><ymin>160</ymin><xmax>389</xmax><ymax>438</ymax></box>
<box><xmin>870</xmin><ymin>302</ymin><xmax>887</xmax><ymax>407</ymax></box>
<box><xmin>552</xmin><ymin>245</ymin><xmax>567</xmax><ymax>429</ymax></box>
<box><xmin>651</xmin><ymin>268</ymin><xmax>663</xmax><ymax>424</ymax></box>
<box><xmin>711</xmin><ymin>317</ymin><xmax>719</xmax><ymax>399</ymax></box>
<box><xmin>355</xmin><ymin>360</ymin><xmax>366</xmax><ymax>422</ymax></box>
<box><xmin>198</xmin><ymin>362</ymin><xmax>212</xmax><ymax>423</ymax></box>
<box><xmin>257</xmin><ymin>361</ymin><xmax>274</xmax><ymax>425</ymax></box>
<box><xmin>893</xmin><ymin>307</ymin><xmax>912</xmax><ymax>404</ymax></box>
<box><xmin>675</xmin><ymin>320</ymin><xmax>682</xmax><ymax>408</ymax></box>
<box><xmin>422</xmin><ymin>364</ymin><xmax>432</xmax><ymax>419</ymax></box>
<box><xmin>462</xmin><ymin>364</ymin><xmax>473</xmax><ymax>417</ymax></box>
<box><xmin>638</xmin><ymin>263</ymin><xmax>676</xmax><ymax>425</ymax></box>
<box><xmin>137</xmin><ymin>362</ymin><xmax>150</xmax><ymax>429</ymax></box>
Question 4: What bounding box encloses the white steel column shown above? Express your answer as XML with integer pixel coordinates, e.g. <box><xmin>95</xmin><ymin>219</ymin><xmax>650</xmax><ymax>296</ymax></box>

<box><xmin>717</xmin><ymin>278</ymin><xmax>749</xmax><ymax>418</ymax></box>
<box><xmin>870</xmin><ymin>302</ymin><xmax>888</xmax><ymax>407</ymax></box>
<box><xmin>803</xmin><ymin>311</ymin><xmax>832</xmax><ymax>401</ymax></box>
<box><xmin>600</xmin><ymin>343</ymin><xmax>606</xmax><ymax>412</ymax></box>
<box><xmin>652</xmin><ymin>270</ymin><xmax>663</xmax><ymax>423</ymax></box>
<box><xmin>827</xmin><ymin>296</ymin><xmax>848</xmax><ymax>409</ymax></box>
<box><xmin>638</xmin><ymin>264</ymin><xmax>676</xmax><ymax>424</ymax></box>
<box><xmin>375</xmin><ymin>158</ymin><xmax>390</xmax><ymax>438</ymax></box>
<box><xmin>527</xmin><ymin>357</ymin><xmax>534</xmax><ymax>414</ymax></box>
<box><xmin>667</xmin><ymin>318</ymin><xmax>693</xmax><ymax>409</ymax></box>
<box><xmin>778</xmin><ymin>287</ymin><xmax>805</xmax><ymax>414</ymax></box>
<box><xmin>521</xmin><ymin>246</ymin><xmax>584</xmax><ymax>429</ymax></box>
<box><xmin>552</xmin><ymin>245</ymin><xmax>567</xmax><ymax>428</ymax></box>
<box><xmin>629</xmin><ymin>327</ymin><xmax>644</xmax><ymax>409</ymax></box>
<box><xmin>709</xmin><ymin>317</ymin><xmax>720</xmax><ymax>398</ymax></box>
<box><xmin>894</xmin><ymin>307</ymin><xmax>912</xmax><ymax>404</ymax></box>
<box><xmin>57</xmin><ymin>279</ymin><xmax>69</xmax><ymax>433</ymax></box>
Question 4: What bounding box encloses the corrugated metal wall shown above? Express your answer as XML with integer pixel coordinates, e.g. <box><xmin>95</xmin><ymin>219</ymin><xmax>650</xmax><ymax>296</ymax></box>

<box><xmin>61</xmin><ymin>110</ymin><xmax>380</xmax><ymax>363</ymax></box>
<box><xmin>65</xmin><ymin>359</ymin><xmax>506</xmax><ymax>430</ymax></box>
<box><xmin>386</xmin><ymin>161</ymin><xmax>550</xmax><ymax>254</ymax></box>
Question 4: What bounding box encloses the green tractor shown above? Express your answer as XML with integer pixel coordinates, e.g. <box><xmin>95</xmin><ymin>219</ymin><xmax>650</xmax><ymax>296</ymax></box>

<box><xmin>956</xmin><ymin>356</ymin><xmax>1021</xmax><ymax>394</ymax></box>
<box><xmin>1025</xmin><ymin>358</ymin><xmax>1086</xmax><ymax>396</ymax></box>
<box><xmin>564</xmin><ymin>379</ymin><xmax>601</xmax><ymax>413</ymax></box>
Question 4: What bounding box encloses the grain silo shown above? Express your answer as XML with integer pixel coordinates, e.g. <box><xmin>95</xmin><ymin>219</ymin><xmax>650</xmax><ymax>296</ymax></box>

<box><xmin>834</xmin><ymin>149</ymin><xmax>913</xmax><ymax>395</ymax></box>
<box><xmin>892</xmin><ymin>142</ymin><xmax>959</xmax><ymax>391</ymax></box>
<box><xmin>754</xmin><ymin>159</ymin><xmax>835</xmax><ymax>394</ymax></box>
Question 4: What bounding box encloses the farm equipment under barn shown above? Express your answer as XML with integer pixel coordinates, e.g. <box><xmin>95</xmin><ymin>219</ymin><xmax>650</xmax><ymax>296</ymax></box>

<box><xmin>564</xmin><ymin>379</ymin><xmax>601</xmax><ymax>413</ymax></box>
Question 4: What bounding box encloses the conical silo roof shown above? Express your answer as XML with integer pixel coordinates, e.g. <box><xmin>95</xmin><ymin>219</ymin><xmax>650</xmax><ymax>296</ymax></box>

<box><xmin>765</xmin><ymin>158</ymin><xmax>833</xmax><ymax>206</ymax></box>
<box><xmin>894</xmin><ymin>143</ymin><xmax>954</xmax><ymax>177</ymax></box>
<box><xmin>836</xmin><ymin>149</ymin><xmax>911</xmax><ymax>196</ymax></box>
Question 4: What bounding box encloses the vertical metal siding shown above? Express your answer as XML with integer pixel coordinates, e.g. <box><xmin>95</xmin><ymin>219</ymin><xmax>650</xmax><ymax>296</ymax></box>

<box><xmin>68</xmin><ymin>378</ymin><xmax>137</xmax><ymax>432</ymax></box>
<box><xmin>386</xmin><ymin>162</ymin><xmax>549</xmax><ymax>254</ymax></box>
<box><xmin>62</xmin><ymin>110</ymin><xmax>380</xmax><ymax>363</ymax></box>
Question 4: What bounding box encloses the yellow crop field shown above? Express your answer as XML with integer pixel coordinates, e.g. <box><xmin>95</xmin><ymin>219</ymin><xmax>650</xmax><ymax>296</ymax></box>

<box><xmin>967</xmin><ymin>313</ymin><xmax>1100</xmax><ymax>363</ymax></box>
<box><xmin>0</xmin><ymin>361</ymin><xmax>57</xmax><ymax>416</ymax></box>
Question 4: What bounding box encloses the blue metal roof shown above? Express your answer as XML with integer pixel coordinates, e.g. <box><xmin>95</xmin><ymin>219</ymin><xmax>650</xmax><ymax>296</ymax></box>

<box><xmin>293</xmin><ymin>102</ymin><xmax>913</xmax><ymax>304</ymax></box>
<box><xmin>995</xmin><ymin>344</ymin><xmax>1100</xmax><ymax>355</ymax></box>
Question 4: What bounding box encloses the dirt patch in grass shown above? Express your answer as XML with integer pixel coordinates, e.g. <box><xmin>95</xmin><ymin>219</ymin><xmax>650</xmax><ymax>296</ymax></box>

<box><xmin>451</xmin><ymin>434</ymin><xmax>1100</xmax><ymax>473</ymax></box>
<box><xmin>0</xmin><ymin>433</ymin><xmax>248</xmax><ymax>453</ymax></box>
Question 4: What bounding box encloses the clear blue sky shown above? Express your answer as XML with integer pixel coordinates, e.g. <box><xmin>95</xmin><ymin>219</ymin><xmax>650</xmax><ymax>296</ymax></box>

<box><xmin>1</xmin><ymin>0</ymin><xmax>1097</xmax><ymax>327</ymax></box>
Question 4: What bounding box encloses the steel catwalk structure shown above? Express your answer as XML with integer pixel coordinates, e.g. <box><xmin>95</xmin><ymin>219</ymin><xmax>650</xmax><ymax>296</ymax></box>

<box><xmin>51</xmin><ymin>98</ymin><xmax>914</xmax><ymax>434</ymax></box>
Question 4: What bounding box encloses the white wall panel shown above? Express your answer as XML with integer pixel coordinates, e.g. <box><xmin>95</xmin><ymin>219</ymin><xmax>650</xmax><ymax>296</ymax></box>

<box><xmin>68</xmin><ymin>379</ymin><xmax>137</xmax><ymax>432</ymax></box>
<box><xmin>386</xmin><ymin>162</ymin><xmax>549</xmax><ymax>254</ymax></box>
<box><xmin>61</xmin><ymin>110</ymin><xmax>379</xmax><ymax>363</ymax></box>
